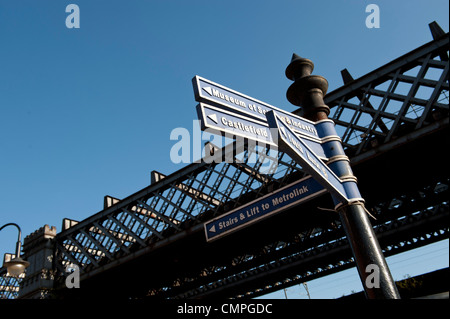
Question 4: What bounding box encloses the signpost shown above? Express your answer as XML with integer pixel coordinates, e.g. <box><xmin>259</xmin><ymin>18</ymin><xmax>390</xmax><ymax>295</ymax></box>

<box><xmin>192</xmin><ymin>66</ymin><xmax>400</xmax><ymax>299</ymax></box>
<box><xmin>204</xmin><ymin>176</ymin><xmax>325</xmax><ymax>242</ymax></box>
<box><xmin>283</xmin><ymin>54</ymin><xmax>400</xmax><ymax>299</ymax></box>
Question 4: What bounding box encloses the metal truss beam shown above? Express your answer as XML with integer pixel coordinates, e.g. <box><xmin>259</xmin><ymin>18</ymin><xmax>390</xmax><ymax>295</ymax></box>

<box><xmin>321</xmin><ymin>33</ymin><xmax>449</xmax><ymax>157</ymax></box>
<box><xmin>0</xmin><ymin>268</ymin><xmax>23</xmax><ymax>299</ymax></box>
<box><xmin>49</xmin><ymin>140</ymin><xmax>292</xmax><ymax>289</ymax></box>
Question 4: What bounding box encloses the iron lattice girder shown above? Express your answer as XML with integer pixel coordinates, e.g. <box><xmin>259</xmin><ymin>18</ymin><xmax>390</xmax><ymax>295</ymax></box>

<box><xmin>51</xmin><ymin>141</ymin><xmax>298</xmax><ymax>286</ymax></box>
<box><xmin>0</xmin><ymin>269</ymin><xmax>22</xmax><ymax>299</ymax></box>
<box><xmin>322</xmin><ymin>33</ymin><xmax>449</xmax><ymax>156</ymax></box>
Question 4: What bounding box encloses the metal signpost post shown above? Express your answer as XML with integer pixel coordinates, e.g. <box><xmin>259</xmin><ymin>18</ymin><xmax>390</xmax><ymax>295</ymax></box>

<box><xmin>283</xmin><ymin>54</ymin><xmax>400</xmax><ymax>299</ymax></box>
<box><xmin>192</xmin><ymin>52</ymin><xmax>401</xmax><ymax>298</ymax></box>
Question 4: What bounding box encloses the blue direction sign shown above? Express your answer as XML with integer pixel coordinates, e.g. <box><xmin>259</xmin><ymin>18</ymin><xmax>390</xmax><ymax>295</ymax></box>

<box><xmin>204</xmin><ymin>176</ymin><xmax>326</xmax><ymax>242</ymax></box>
<box><xmin>193</xmin><ymin>75</ymin><xmax>320</xmax><ymax>141</ymax></box>
<box><xmin>266</xmin><ymin>110</ymin><xmax>349</xmax><ymax>205</ymax></box>
<box><xmin>197</xmin><ymin>102</ymin><xmax>276</xmax><ymax>146</ymax></box>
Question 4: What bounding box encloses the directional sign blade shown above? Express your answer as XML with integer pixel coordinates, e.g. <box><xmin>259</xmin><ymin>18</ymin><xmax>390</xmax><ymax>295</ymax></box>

<box><xmin>193</xmin><ymin>75</ymin><xmax>320</xmax><ymax>141</ymax></box>
<box><xmin>266</xmin><ymin>110</ymin><xmax>349</xmax><ymax>205</ymax></box>
<box><xmin>197</xmin><ymin>103</ymin><xmax>276</xmax><ymax>147</ymax></box>
<box><xmin>204</xmin><ymin>176</ymin><xmax>326</xmax><ymax>241</ymax></box>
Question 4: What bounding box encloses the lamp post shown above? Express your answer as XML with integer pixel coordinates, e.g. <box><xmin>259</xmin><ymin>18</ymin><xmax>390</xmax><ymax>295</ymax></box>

<box><xmin>1</xmin><ymin>223</ymin><xmax>30</xmax><ymax>277</ymax></box>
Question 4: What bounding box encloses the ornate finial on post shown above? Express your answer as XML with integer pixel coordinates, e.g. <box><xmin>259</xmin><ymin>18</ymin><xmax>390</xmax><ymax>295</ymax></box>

<box><xmin>285</xmin><ymin>54</ymin><xmax>330</xmax><ymax>121</ymax></box>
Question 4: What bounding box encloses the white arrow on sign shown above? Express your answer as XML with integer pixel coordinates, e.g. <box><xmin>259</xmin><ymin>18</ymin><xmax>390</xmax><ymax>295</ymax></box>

<box><xmin>203</xmin><ymin>86</ymin><xmax>213</xmax><ymax>96</ymax></box>
<box><xmin>209</xmin><ymin>225</ymin><xmax>216</xmax><ymax>233</ymax></box>
<box><xmin>207</xmin><ymin>113</ymin><xmax>218</xmax><ymax>124</ymax></box>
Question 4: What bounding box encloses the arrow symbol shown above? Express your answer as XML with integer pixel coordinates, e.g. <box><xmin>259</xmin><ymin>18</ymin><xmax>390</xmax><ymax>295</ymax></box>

<box><xmin>203</xmin><ymin>86</ymin><xmax>213</xmax><ymax>96</ymax></box>
<box><xmin>209</xmin><ymin>225</ymin><xmax>216</xmax><ymax>233</ymax></box>
<box><xmin>207</xmin><ymin>113</ymin><xmax>218</xmax><ymax>124</ymax></box>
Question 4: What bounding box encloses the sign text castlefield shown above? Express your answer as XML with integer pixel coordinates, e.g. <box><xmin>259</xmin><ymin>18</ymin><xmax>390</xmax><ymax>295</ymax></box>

<box><xmin>196</xmin><ymin>103</ymin><xmax>275</xmax><ymax>146</ymax></box>
<box><xmin>220</xmin><ymin>116</ymin><xmax>269</xmax><ymax>138</ymax></box>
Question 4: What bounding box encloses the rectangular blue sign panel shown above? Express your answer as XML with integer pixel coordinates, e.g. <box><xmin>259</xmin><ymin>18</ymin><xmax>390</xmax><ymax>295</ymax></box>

<box><xmin>266</xmin><ymin>110</ymin><xmax>349</xmax><ymax>205</ymax></box>
<box><xmin>204</xmin><ymin>176</ymin><xmax>326</xmax><ymax>242</ymax></box>
<box><xmin>193</xmin><ymin>75</ymin><xmax>321</xmax><ymax>141</ymax></box>
<box><xmin>197</xmin><ymin>102</ymin><xmax>276</xmax><ymax>146</ymax></box>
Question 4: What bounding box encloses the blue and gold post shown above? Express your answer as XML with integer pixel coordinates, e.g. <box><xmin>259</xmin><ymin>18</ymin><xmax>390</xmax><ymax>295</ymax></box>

<box><xmin>285</xmin><ymin>54</ymin><xmax>400</xmax><ymax>299</ymax></box>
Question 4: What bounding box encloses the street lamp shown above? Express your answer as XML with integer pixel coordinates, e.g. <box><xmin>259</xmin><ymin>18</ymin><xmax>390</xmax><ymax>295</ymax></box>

<box><xmin>0</xmin><ymin>223</ymin><xmax>30</xmax><ymax>277</ymax></box>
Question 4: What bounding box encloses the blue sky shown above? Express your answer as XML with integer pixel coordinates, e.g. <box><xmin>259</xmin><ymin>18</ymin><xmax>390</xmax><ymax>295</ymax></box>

<box><xmin>0</xmin><ymin>1</ymin><xmax>448</xmax><ymax>298</ymax></box>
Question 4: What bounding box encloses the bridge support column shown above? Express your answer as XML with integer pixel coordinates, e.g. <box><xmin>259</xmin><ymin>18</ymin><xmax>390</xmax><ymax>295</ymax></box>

<box><xmin>18</xmin><ymin>224</ymin><xmax>57</xmax><ymax>299</ymax></box>
<box><xmin>285</xmin><ymin>54</ymin><xmax>400</xmax><ymax>299</ymax></box>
